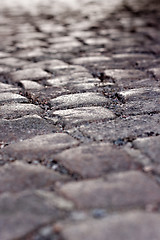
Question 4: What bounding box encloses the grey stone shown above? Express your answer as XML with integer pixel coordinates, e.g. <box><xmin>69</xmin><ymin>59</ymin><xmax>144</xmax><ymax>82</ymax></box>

<box><xmin>55</xmin><ymin>143</ymin><xmax>142</xmax><ymax>178</ymax></box>
<box><xmin>58</xmin><ymin>171</ymin><xmax>160</xmax><ymax>209</ymax></box>
<box><xmin>0</xmin><ymin>190</ymin><xmax>73</xmax><ymax>240</ymax></box>
<box><xmin>133</xmin><ymin>135</ymin><xmax>160</xmax><ymax>163</ymax></box>
<box><xmin>52</xmin><ymin>107</ymin><xmax>115</xmax><ymax>127</ymax></box>
<box><xmin>2</xmin><ymin>133</ymin><xmax>79</xmax><ymax>162</ymax></box>
<box><xmin>50</xmin><ymin>92</ymin><xmax>108</xmax><ymax>110</ymax></box>
<box><xmin>0</xmin><ymin>103</ymin><xmax>42</xmax><ymax>119</ymax></box>
<box><xmin>61</xmin><ymin>212</ymin><xmax>160</xmax><ymax>240</ymax></box>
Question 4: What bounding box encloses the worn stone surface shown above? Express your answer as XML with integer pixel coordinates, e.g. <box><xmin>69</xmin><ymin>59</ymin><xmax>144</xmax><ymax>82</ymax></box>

<box><xmin>58</xmin><ymin>171</ymin><xmax>160</xmax><ymax>209</ymax></box>
<box><xmin>80</xmin><ymin>113</ymin><xmax>160</xmax><ymax>141</ymax></box>
<box><xmin>61</xmin><ymin>212</ymin><xmax>160</xmax><ymax>240</ymax></box>
<box><xmin>0</xmin><ymin>103</ymin><xmax>42</xmax><ymax>119</ymax></box>
<box><xmin>0</xmin><ymin>190</ymin><xmax>73</xmax><ymax>240</ymax></box>
<box><xmin>0</xmin><ymin>92</ymin><xmax>28</xmax><ymax>104</ymax></box>
<box><xmin>52</xmin><ymin>107</ymin><xmax>116</xmax><ymax>127</ymax></box>
<box><xmin>55</xmin><ymin>143</ymin><xmax>142</xmax><ymax>178</ymax></box>
<box><xmin>50</xmin><ymin>92</ymin><xmax>108</xmax><ymax>110</ymax></box>
<box><xmin>133</xmin><ymin>136</ymin><xmax>160</xmax><ymax>163</ymax></box>
<box><xmin>1</xmin><ymin>0</ymin><xmax>160</xmax><ymax>239</ymax></box>
<box><xmin>10</xmin><ymin>68</ymin><xmax>51</xmax><ymax>82</ymax></box>
<box><xmin>0</xmin><ymin>161</ymin><xmax>68</xmax><ymax>192</ymax></box>
<box><xmin>2</xmin><ymin>133</ymin><xmax>79</xmax><ymax>162</ymax></box>
<box><xmin>0</xmin><ymin>115</ymin><xmax>57</xmax><ymax>143</ymax></box>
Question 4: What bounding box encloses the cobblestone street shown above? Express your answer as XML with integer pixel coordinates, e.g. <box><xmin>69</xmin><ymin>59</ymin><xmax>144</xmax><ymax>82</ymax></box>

<box><xmin>0</xmin><ymin>0</ymin><xmax>160</xmax><ymax>239</ymax></box>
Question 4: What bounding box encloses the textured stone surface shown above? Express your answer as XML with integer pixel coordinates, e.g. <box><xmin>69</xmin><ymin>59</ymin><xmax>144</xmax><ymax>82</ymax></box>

<box><xmin>0</xmin><ymin>115</ymin><xmax>56</xmax><ymax>143</ymax></box>
<box><xmin>52</xmin><ymin>107</ymin><xmax>116</xmax><ymax>127</ymax></box>
<box><xmin>0</xmin><ymin>103</ymin><xmax>42</xmax><ymax>119</ymax></box>
<box><xmin>55</xmin><ymin>143</ymin><xmax>142</xmax><ymax>178</ymax></box>
<box><xmin>58</xmin><ymin>171</ymin><xmax>160</xmax><ymax>209</ymax></box>
<box><xmin>133</xmin><ymin>136</ymin><xmax>160</xmax><ymax>163</ymax></box>
<box><xmin>0</xmin><ymin>161</ymin><xmax>68</xmax><ymax>192</ymax></box>
<box><xmin>80</xmin><ymin>113</ymin><xmax>160</xmax><ymax>141</ymax></box>
<box><xmin>2</xmin><ymin>133</ymin><xmax>79</xmax><ymax>162</ymax></box>
<box><xmin>0</xmin><ymin>190</ymin><xmax>73</xmax><ymax>240</ymax></box>
<box><xmin>61</xmin><ymin>212</ymin><xmax>160</xmax><ymax>240</ymax></box>
<box><xmin>10</xmin><ymin>68</ymin><xmax>51</xmax><ymax>82</ymax></box>
<box><xmin>50</xmin><ymin>92</ymin><xmax>108</xmax><ymax>110</ymax></box>
<box><xmin>0</xmin><ymin>92</ymin><xmax>28</xmax><ymax>104</ymax></box>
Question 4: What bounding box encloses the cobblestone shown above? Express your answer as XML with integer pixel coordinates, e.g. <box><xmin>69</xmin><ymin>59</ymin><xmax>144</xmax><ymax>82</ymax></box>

<box><xmin>0</xmin><ymin>0</ymin><xmax>160</xmax><ymax>239</ymax></box>
<box><xmin>0</xmin><ymin>115</ymin><xmax>57</xmax><ymax>144</ymax></box>
<box><xmin>2</xmin><ymin>133</ymin><xmax>79</xmax><ymax>163</ymax></box>
<box><xmin>52</xmin><ymin>107</ymin><xmax>116</xmax><ymax>127</ymax></box>
<box><xmin>133</xmin><ymin>135</ymin><xmax>160</xmax><ymax>163</ymax></box>
<box><xmin>50</xmin><ymin>92</ymin><xmax>109</xmax><ymax>110</ymax></box>
<box><xmin>55</xmin><ymin>143</ymin><xmax>142</xmax><ymax>178</ymax></box>
<box><xmin>58</xmin><ymin>171</ymin><xmax>160</xmax><ymax>209</ymax></box>
<box><xmin>0</xmin><ymin>190</ymin><xmax>73</xmax><ymax>240</ymax></box>
<box><xmin>60</xmin><ymin>211</ymin><xmax>160</xmax><ymax>240</ymax></box>
<box><xmin>0</xmin><ymin>161</ymin><xmax>68</xmax><ymax>192</ymax></box>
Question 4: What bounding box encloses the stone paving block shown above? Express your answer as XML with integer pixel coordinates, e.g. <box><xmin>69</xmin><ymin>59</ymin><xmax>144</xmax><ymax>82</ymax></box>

<box><xmin>0</xmin><ymin>161</ymin><xmax>68</xmax><ymax>193</ymax></box>
<box><xmin>0</xmin><ymin>92</ymin><xmax>28</xmax><ymax>105</ymax></box>
<box><xmin>0</xmin><ymin>103</ymin><xmax>42</xmax><ymax>119</ymax></box>
<box><xmin>55</xmin><ymin>143</ymin><xmax>142</xmax><ymax>178</ymax></box>
<box><xmin>119</xmin><ymin>99</ymin><xmax>160</xmax><ymax>116</ymax></box>
<box><xmin>117</xmin><ymin>87</ymin><xmax>160</xmax><ymax>102</ymax></box>
<box><xmin>0</xmin><ymin>114</ymin><xmax>56</xmax><ymax>144</ymax></box>
<box><xmin>112</xmin><ymin>53</ymin><xmax>154</xmax><ymax>60</ymax></box>
<box><xmin>47</xmin><ymin>77</ymin><xmax>99</xmax><ymax>90</ymax></box>
<box><xmin>19</xmin><ymin>80</ymin><xmax>44</xmax><ymax>90</ymax></box>
<box><xmin>52</xmin><ymin>107</ymin><xmax>116</xmax><ymax>127</ymax></box>
<box><xmin>149</xmin><ymin>67</ymin><xmax>160</xmax><ymax>80</ymax></box>
<box><xmin>80</xmin><ymin>113</ymin><xmax>160</xmax><ymax>141</ymax></box>
<box><xmin>0</xmin><ymin>66</ymin><xmax>11</xmax><ymax>74</ymax></box>
<box><xmin>0</xmin><ymin>82</ymin><xmax>19</xmax><ymax>92</ymax></box>
<box><xmin>24</xmin><ymin>59</ymin><xmax>69</xmax><ymax>71</ymax></box>
<box><xmin>104</xmin><ymin>69</ymin><xmax>146</xmax><ymax>84</ymax></box>
<box><xmin>0</xmin><ymin>190</ymin><xmax>73</xmax><ymax>240</ymax></box>
<box><xmin>0</xmin><ymin>57</ymin><xmax>29</xmax><ymax>68</ymax></box>
<box><xmin>58</xmin><ymin>171</ymin><xmax>160</xmax><ymax>209</ymax></box>
<box><xmin>72</xmin><ymin>56</ymin><xmax>111</xmax><ymax>65</ymax></box>
<box><xmin>60</xmin><ymin>211</ymin><xmax>160</xmax><ymax>240</ymax></box>
<box><xmin>10</xmin><ymin>68</ymin><xmax>51</xmax><ymax>82</ymax></box>
<box><xmin>133</xmin><ymin>135</ymin><xmax>160</xmax><ymax>163</ymax></box>
<box><xmin>2</xmin><ymin>133</ymin><xmax>79</xmax><ymax>162</ymax></box>
<box><xmin>51</xmin><ymin>40</ymin><xmax>81</xmax><ymax>50</ymax></box>
<box><xmin>50</xmin><ymin>92</ymin><xmax>108</xmax><ymax>110</ymax></box>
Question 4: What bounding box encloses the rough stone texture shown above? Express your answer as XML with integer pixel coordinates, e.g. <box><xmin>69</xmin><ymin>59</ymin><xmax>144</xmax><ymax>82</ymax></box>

<box><xmin>50</xmin><ymin>92</ymin><xmax>108</xmax><ymax>110</ymax></box>
<box><xmin>58</xmin><ymin>171</ymin><xmax>160</xmax><ymax>209</ymax></box>
<box><xmin>19</xmin><ymin>80</ymin><xmax>44</xmax><ymax>90</ymax></box>
<box><xmin>133</xmin><ymin>136</ymin><xmax>160</xmax><ymax>163</ymax></box>
<box><xmin>104</xmin><ymin>69</ymin><xmax>146</xmax><ymax>83</ymax></box>
<box><xmin>0</xmin><ymin>83</ymin><xmax>19</xmax><ymax>92</ymax></box>
<box><xmin>149</xmin><ymin>68</ymin><xmax>160</xmax><ymax>80</ymax></box>
<box><xmin>52</xmin><ymin>107</ymin><xmax>116</xmax><ymax>127</ymax></box>
<box><xmin>61</xmin><ymin>212</ymin><xmax>160</xmax><ymax>240</ymax></box>
<box><xmin>55</xmin><ymin>143</ymin><xmax>142</xmax><ymax>178</ymax></box>
<box><xmin>0</xmin><ymin>92</ymin><xmax>28</xmax><ymax>104</ymax></box>
<box><xmin>0</xmin><ymin>103</ymin><xmax>42</xmax><ymax>119</ymax></box>
<box><xmin>2</xmin><ymin>133</ymin><xmax>79</xmax><ymax>162</ymax></box>
<box><xmin>0</xmin><ymin>190</ymin><xmax>73</xmax><ymax>240</ymax></box>
<box><xmin>80</xmin><ymin>113</ymin><xmax>160</xmax><ymax>141</ymax></box>
<box><xmin>117</xmin><ymin>87</ymin><xmax>160</xmax><ymax>102</ymax></box>
<box><xmin>0</xmin><ymin>161</ymin><xmax>68</xmax><ymax>193</ymax></box>
<box><xmin>0</xmin><ymin>115</ymin><xmax>57</xmax><ymax>144</ymax></box>
<box><xmin>119</xmin><ymin>99</ymin><xmax>160</xmax><ymax>116</ymax></box>
<box><xmin>10</xmin><ymin>68</ymin><xmax>51</xmax><ymax>82</ymax></box>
